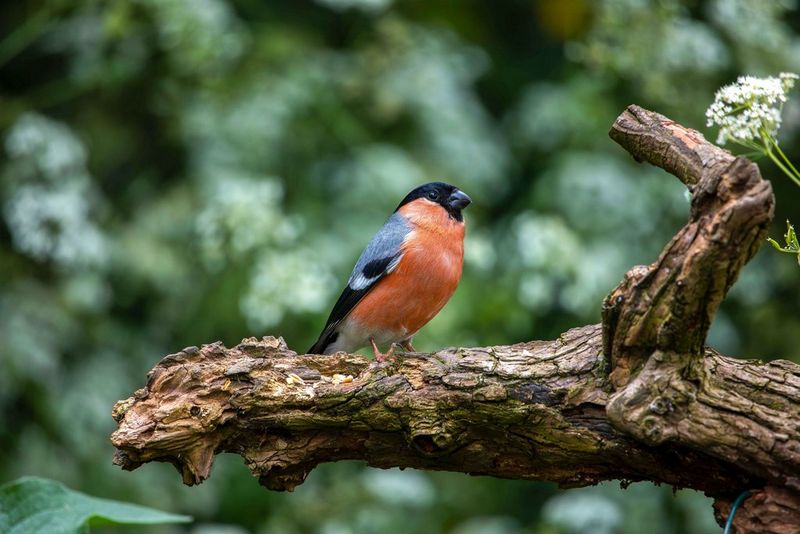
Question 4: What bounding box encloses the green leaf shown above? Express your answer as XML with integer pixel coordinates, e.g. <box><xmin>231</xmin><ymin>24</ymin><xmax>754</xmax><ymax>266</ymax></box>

<box><xmin>767</xmin><ymin>220</ymin><xmax>800</xmax><ymax>263</ymax></box>
<box><xmin>767</xmin><ymin>237</ymin><xmax>786</xmax><ymax>251</ymax></box>
<box><xmin>787</xmin><ymin>220</ymin><xmax>800</xmax><ymax>250</ymax></box>
<box><xmin>0</xmin><ymin>477</ymin><xmax>192</xmax><ymax>534</ymax></box>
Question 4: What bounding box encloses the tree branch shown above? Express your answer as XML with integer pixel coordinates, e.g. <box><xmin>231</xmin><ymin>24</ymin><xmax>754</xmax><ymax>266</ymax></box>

<box><xmin>111</xmin><ymin>106</ymin><xmax>799</xmax><ymax>532</ymax></box>
<box><xmin>604</xmin><ymin>105</ymin><xmax>774</xmax><ymax>386</ymax></box>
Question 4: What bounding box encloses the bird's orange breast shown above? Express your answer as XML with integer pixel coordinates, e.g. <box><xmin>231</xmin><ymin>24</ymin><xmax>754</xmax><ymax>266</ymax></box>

<box><xmin>348</xmin><ymin>200</ymin><xmax>465</xmax><ymax>340</ymax></box>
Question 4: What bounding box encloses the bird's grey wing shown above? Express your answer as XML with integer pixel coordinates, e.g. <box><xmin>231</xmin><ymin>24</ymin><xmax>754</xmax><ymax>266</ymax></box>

<box><xmin>307</xmin><ymin>213</ymin><xmax>410</xmax><ymax>354</ymax></box>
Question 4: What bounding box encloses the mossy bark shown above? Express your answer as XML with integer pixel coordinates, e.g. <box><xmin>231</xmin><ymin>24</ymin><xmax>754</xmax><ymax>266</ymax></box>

<box><xmin>111</xmin><ymin>106</ymin><xmax>799</xmax><ymax>533</ymax></box>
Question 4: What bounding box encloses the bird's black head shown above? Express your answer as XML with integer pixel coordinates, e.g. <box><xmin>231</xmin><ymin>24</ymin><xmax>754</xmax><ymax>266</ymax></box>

<box><xmin>395</xmin><ymin>182</ymin><xmax>472</xmax><ymax>221</ymax></box>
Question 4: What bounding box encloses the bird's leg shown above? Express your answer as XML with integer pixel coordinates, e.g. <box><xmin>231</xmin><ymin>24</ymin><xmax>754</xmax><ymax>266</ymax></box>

<box><xmin>370</xmin><ymin>338</ymin><xmax>381</xmax><ymax>359</ymax></box>
<box><xmin>399</xmin><ymin>339</ymin><xmax>415</xmax><ymax>352</ymax></box>
<box><xmin>370</xmin><ymin>338</ymin><xmax>396</xmax><ymax>362</ymax></box>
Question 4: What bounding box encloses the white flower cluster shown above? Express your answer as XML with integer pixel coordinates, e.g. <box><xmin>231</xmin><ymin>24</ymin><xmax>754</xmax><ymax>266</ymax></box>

<box><xmin>4</xmin><ymin>183</ymin><xmax>107</xmax><ymax>267</ymax></box>
<box><xmin>3</xmin><ymin>113</ymin><xmax>109</xmax><ymax>268</ymax></box>
<box><xmin>241</xmin><ymin>248</ymin><xmax>337</xmax><ymax>329</ymax></box>
<box><xmin>195</xmin><ymin>173</ymin><xmax>300</xmax><ymax>269</ymax></box>
<box><xmin>706</xmin><ymin>72</ymin><xmax>798</xmax><ymax>145</ymax></box>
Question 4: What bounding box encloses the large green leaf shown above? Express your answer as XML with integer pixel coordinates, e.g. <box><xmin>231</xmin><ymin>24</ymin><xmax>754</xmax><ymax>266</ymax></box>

<box><xmin>0</xmin><ymin>477</ymin><xmax>192</xmax><ymax>534</ymax></box>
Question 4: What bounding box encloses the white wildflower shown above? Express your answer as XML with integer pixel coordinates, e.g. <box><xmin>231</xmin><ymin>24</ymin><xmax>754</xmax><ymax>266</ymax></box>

<box><xmin>195</xmin><ymin>173</ymin><xmax>300</xmax><ymax>269</ymax></box>
<box><xmin>4</xmin><ymin>182</ymin><xmax>108</xmax><ymax>267</ymax></box>
<box><xmin>240</xmin><ymin>248</ymin><xmax>337</xmax><ymax>329</ymax></box>
<box><xmin>705</xmin><ymin>72</ymin><xmax>798</xmax><ymax>145</ymax></box>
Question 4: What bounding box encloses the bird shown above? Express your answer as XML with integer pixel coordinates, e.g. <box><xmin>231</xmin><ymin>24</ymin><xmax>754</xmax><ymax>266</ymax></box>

<box><xmin>307</xmin><ymin>182</ymin><xmax>471</xmax><ymax>360</ymax></box>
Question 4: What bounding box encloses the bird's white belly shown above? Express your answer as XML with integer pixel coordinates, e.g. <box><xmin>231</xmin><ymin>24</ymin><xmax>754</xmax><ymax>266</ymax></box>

<box><xmin>323</xmin><ymin>317</ymin><xmax>408</xmax><ymax>355</ymax></box>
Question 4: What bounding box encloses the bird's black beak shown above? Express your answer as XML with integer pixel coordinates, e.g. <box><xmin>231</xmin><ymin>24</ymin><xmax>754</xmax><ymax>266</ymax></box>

<box><xmin>448</xmin><ymin>189</ymin><xmax>472</xmax><ymax>210</ymax></box>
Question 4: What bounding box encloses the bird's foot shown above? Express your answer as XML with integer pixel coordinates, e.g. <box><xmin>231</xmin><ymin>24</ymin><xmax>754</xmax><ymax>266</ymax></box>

<box><xmin>399</xmin><ymin>340</ymin><xmax>415</xmax><ymax>352</ymax></box>
<box><xmin>370</xmin><ymin>338</ymin><xmax>396</xmax><ymax>362</ymax></box>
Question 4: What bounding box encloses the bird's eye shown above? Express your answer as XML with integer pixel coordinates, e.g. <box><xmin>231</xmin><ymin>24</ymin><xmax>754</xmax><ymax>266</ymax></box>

<box><xmin>427</xmin><ymin>191</ymin><xmax>439</xmax><ymax>200</ymax></box>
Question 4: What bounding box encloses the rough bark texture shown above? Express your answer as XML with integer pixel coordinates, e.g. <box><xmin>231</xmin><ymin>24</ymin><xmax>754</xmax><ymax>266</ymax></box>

<box><xmin>603</xmin><ymin>106</ymin><xmax>773</xmax><ymax>386</ymax></box>
<box><xmin>111</xmin><ymin>106</ymin><xmax>800</xmax><ymax>532</ymax></box>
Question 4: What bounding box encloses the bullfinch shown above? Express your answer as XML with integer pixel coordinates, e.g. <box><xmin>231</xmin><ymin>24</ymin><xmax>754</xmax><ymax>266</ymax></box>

<box><xmin>308</xmin><ymin>182</ymin><xmax>471</xmax><ymax>360</ymax></box>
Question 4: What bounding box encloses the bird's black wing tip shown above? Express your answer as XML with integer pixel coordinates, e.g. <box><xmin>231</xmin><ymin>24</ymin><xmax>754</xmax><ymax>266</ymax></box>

<box><xmin>306</xmin><ymin>342</ymin><xmax>324</xmax><ymax>355</ymax></box>
<box><xmin>306</xmin><ymin>330</ymin><xmax>338</xmax><ymax>355</ymax></box>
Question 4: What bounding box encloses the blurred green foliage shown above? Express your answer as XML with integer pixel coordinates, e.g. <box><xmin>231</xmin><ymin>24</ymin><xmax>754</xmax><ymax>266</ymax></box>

<box><xmin>1</xmin><ymin>0</ymin><xmax>799</xmax><ymax>532</ymax></box>
<box><xmin>0</xmin><ymin>477</ymin><xmax>191</xmax><ymax>532</ymax></box>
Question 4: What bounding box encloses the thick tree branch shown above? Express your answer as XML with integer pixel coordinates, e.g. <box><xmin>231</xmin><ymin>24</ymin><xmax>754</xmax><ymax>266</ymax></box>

<box><xmin>111</xmin><ymin>327</ymin><xmax>757</xmax><ymax>493</ymax></box>
<box><xmin>604</xmin><ymin>105</ymin><xmax>774</xmax><ymax>386</ymax></box>
<box><xmin>111</xmin><ymin>106</ymin><xmax>799</xmax><ymax>532</ymax></box>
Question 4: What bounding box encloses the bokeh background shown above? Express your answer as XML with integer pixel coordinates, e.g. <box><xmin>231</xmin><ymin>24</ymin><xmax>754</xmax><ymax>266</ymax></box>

<box><xmin>1</xmin><ymin>0</ymin><xmax>799</xmax><ymax>532</ymax></box>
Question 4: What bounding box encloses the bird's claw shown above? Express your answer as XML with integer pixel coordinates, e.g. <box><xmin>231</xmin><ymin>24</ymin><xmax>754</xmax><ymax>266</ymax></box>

<box><xmin>370</xmin><ymin>338</ymin><xmax>397</xmax><ymax>362</ymax></box>
<box><xmin>399</xmin><ymin>340</ymin><xmax>415</xmax><ymax>352</ymax></box>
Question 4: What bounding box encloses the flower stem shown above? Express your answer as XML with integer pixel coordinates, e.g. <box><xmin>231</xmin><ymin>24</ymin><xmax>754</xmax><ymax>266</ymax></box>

<box><xmin>765</xmin><ymin>150</ymin><xmax>800</xmax><ymax>187</ymax></box>
<box><xmin>759</xmin><ymin>133</ymin><xmax>800</xmax><ymax>188</ymax></box>
<box><xmin>772</xmin><ymin>142</ymin><xmax>800</xmax><ymax>183</ymax></box>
